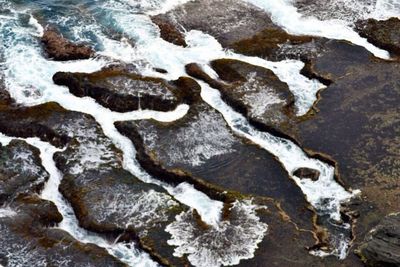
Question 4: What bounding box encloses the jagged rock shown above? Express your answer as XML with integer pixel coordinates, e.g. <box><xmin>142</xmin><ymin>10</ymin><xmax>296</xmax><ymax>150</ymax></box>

<box><xmin>115</xmin><ymin>91</ymin><xmax>316</xmax><ymax>233</ymax></box>
<box><xmin>293</xmin><ymin>42</ymin><xmax>400</xmax><ymax>258</ymax></box>
<box><xmin>41</xmin><ymin>28</ymin><xmax>94</xmax><ymax>61</ymax></box>
<box><xmin>0</xmin><ymin>194</ymin><xmax>125</xmax><ymax>266</ymax></box>
<box><xmin>293</xmin><ymin>168</ymin><xmax>320</xmax><ymax>181</ymax></box>
<box><xmin>53</xmin><ymin>70</ymin><xmax>197</xmax><ymax>112</ymax></box>
<box><xmin>185</xmin><ymin>60</ymin><xmax>296</xmax><ymax>138</ymax></box>
<box><xmin>0</xmin><ymin>140</ymin><xmax>48</xmax><ymax>204</ymax></box>
<box><xmin>230</xmin><ymin>28</ymin><xmax>315</xmax><ymax>59</ymax></box>
<box><xmin>0</xmin><ymin>102</ymin><xmax>190</xmax><ymax>266</ymax></box>
<box><xmin>152</xmin><ymin>0</ymin><xmax>281</xmax><ymax>47</ymax></box>
<box><xmin>151</xmin><ymin>16</ymin><xmax>187</xmax><ymax>47</ymax></box>
<box><xmin>355</xmin><ymin>17</ymin><xmax>400</xmax><ymax>57</ymax></box>
<box><xmin>357</xmin><ymin>213</ymin><xmax>400</xmax><ymax>267</ymax></box>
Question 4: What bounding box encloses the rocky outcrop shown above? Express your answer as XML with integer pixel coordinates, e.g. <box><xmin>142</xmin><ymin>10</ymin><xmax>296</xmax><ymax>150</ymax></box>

<box><xmin>115</xmin><ymin>91</ymin><xmax>315</xmax><ymax>232</ymax></box>
<box><xmin>293</xmin><ymin>41</ymin><xmax>400</xmax><ymax>259</ymax></box>
<box><xmin>41</xmin><ymin>29</ymin><xmax>94</xmax><ymax>61</ymax></box>
<box><xmin>152</xmin><ymin>0</ymin><xmax>282</xmax><ymax>47</ymax></box>
<box><xmin>53</xmin><ymin>69</ymin><xmax>197</xmax><ymax>112</ymax></box>
<box><xmin>355</xmin><ymin>17</ymin><xmax>400</xmax><ymax>57</ymax></box>
<box><xmin>0</xmin><ymin>140</ymin><xmax>48</xmax><ymax>204</ymax></box>
<box><xmin>0</xmin><ymin>102</ymin><xmax>190</xmax><ymax>266</ymax></box>
<box><xmin>0</xmin><ymin>194</ymin><xmax>125</xmax><ymax>266</ymax></box>
<box><xmin>185</xmin><ymin>60</ymin><xmax>297</xmax><ymax>139</ymax></box>
<box><xmin>151</xmin><ymin>16</ymin><xmax>187</xmax><ymax>47</ymax></box>
<box><xmin>357</xmin><ymin>213</ymin><xmax>400</xmax><ymax>267</ymax></box>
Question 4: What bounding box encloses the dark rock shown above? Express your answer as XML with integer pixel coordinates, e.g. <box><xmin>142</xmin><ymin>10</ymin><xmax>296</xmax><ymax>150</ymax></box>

<box><xmin>0</xmin><ymin>194</ymin><xmax>125</xmax><ymax>266</ymax></box>
<box><xmin>186</xmin><ymin>60</ymin><xmax>297</xmax><ymax>139</ymax></box>
<box><xmin>0</xmin><ymin>102</ymin><xmax>190</xmax><ymax>266</ymax></box>
<box><xmin>41</xmin><ymin>28</ymin><xmax>94</xmax><ymax>61</ymax></box>
<box><xmin>357</xmin><ymin>213</ymin><xmax>400</xmax><ymax>267</ymax></box>
<box><xmin>230</xmin><ymin>28</ymin><xmax>315</xmax><ymax>59</ymax></box>
<box><xmin>293</xmin><ymin>168</ymin><xmax>320</xmax><ymax>181</ymax></box>
<box><xmin>293</xmin><ymin>42</ymin><xmax>400</xmax><ymax>258</ymax></box>
<box><xmin>151</xmin><ymin>16</ymin><xmax>187</xmax><ymax>47</ymax></box>
<box><xmin>0</xmin><ymin>140</ymin><xmax>48</xmax><ymax>205</ymax></box>
<box><xmin>53</xmin><ymin>69</ymin><xmax>198</xmax><ymax>112</ymax></box>
<box><xmin>152</xmin><ymin>0</ymin><xmax>281</xmax><ymax>47</ymax></box>
<box><xmin>355</xmin><ymin>17</ymin><xmax>400</xmax><ymax>57</ymax></box>
<box><xmin>115</xmin><ymin>94</ymin><xmax>316</xmax><ymax>233</ymax></box>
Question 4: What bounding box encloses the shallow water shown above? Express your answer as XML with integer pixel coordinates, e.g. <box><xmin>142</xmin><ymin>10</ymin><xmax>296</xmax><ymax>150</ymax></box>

<box><xmin>0</xmin><ymin>0</ymin><xmax>399</xmax><ymax>266</ymax></box>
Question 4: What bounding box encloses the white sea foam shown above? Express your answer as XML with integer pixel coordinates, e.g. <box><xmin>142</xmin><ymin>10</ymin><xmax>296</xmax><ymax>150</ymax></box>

<box><xmin>243</xmin><ymin>0</ymin><xmax>391</xmax><ymax>59</ymax></box>
<box><xmin>166</xmin><ymin>200</ymin><xmax>268</xmax><ymax>267</ymax></box>
<box><xmin>0</xmin><ymin>207</ymin><xmax>16</xmax><ymax>218</ymax></box>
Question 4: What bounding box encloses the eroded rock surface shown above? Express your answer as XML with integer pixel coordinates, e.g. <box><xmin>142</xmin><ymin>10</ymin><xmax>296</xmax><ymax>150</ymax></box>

<box><xmin>53</xmin><ymin>69</ymin><xmax>195</xmax><ymax>112</ymax></box>
<box><xmin>115</xmin><ymin>90</ymin><xmax>315</xmax><ymax>233</ymax></box>
<box><xmin>0</xmin><ymin>102</ymin><xmax>190</xmax><ymax>266</ymax></box>
<box><xmin>0</xmin><ymin>194</ymin><xmax>125</xmax><ymax>267</ymax></box>
<box><xmin>355</xmin><ymin>17</ymin><xmax>400</xmax><ymax>57</ymax></box>
<box><xmin>357</xmin><ymin>212</ymin><xmax>400</xmax><ymax>267</ymax></box>
<box><xmin>0</xmin><ymin>140</ymin><xmax>48</xmax><ymax>204</ymax></box>
<box><xmin>41</xmin><ymin>29</ymin><xmax>94</xmax><ymax>61</ymax></box>
<box><xmin>293</xmin><ymin>42</ymin><xmax>400</xmax><ymax>259</ymax></box>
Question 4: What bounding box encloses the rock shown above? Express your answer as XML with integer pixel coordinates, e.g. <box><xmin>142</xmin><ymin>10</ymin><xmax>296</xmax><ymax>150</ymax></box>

<box><xmin>0</xmin><ymin>102</ymin><xmax>190</xmax><ymax>265</ymax></box>
<box><xmin>293</xmin><ymin>41</ymin><xmax>400</xmax><ymax>258</ymax></box>
<box><xmin>0</xmin><ymin>140</ymin><xmax>48</xmax><ymax>204</ymax></box>
<box><xmin>355</xmin><ymin>17</ymin><xmax>400</xmax><ymax>57</ymax></box>
<box><xmin>0</xmin><ymin>194</ymin><xmax>125</xmax><ymax>267</ymax></box>
<box><xmin>230</xmin><ymin>28</ymin><xmax>315</xmax><ymax>59</ymax></box>
<box><xmin>53</xmin><ymin>70</ymin><xmax>197</xmax><ymax>112</ymax></box>
<box><xmin>152</xmin><ymin>0</ymin><xmax>281</xmax><ymax>47</ymax></box>
<box><xmin>357</xmin><ymin>213</ymin><xmax>400</xmax><ymax>267</ymax></box>
<box><xmin>151</xmin><ymin>16</ymin><xmax>187</xmax><ymax>47</ymax></box>
<box><xmin>186</xmin><ymin>60</ymin><xmax>297</xmax><ymax>139</ymax></box>
<box><xmin>41</xmin><ymin>28</ymin><xmax>94</xmax><ymax>61</ymax></box>
<box><xmin>293</xmin><ymin>168</ymin><xmax>320</xmax><ymax>181</ymax></box>
<box><xmin>115</xmin><ymin>92</ymin><xmax>316</xmax><ymax>233</ymax></box>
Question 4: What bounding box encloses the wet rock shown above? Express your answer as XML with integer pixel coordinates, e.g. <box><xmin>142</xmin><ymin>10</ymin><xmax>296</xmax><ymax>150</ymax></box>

<box><xmin>0</xmin><ymin>140</ymin><xmax>48</xmax><ymax>204</ymax></box>
<box><xmin>186</xmin><ymin>60</ymin><xmax>297</xmax><ymax>139</ymax></box>
<box><xmin>115</xmin><ymin>93</ymin><xmax>316</xmax><ymax>233</ymax></box>
<box><xmin>293</xmin><ymin>43</ymin><xmax>400</xmax><ymax>259</ymax></box>
<box><xmin>355</xmin><ymin>17</ymin><xmax>400</xmax><ymax>57</ymax></box>
<box><xmin>293</xmin><ymin>168</ymin><xmax>320</xmax><ymax>181</ymax></box>
<box><xmin>357</xmin><ymin>213</ymin><xmax>400</xmax><ymax>267</ymax></box>
<box><xmin>300</xmin><ymin>39</ymin><xmax>372</xmax><ymax>83</ymax></box>
<box><xmin>53</xmin><ymin>69</ymin><xmax>195</xmax><ymax>112</ymax></box>
<box><xmin>0</xmin><ymin>194</ymin><xmax>125</xmax><ymax>267</ymax></box>
<box><xmin>151</xmin><ymin>16</ymin><xmax>187</xmax><ymax>47</ymax></box>
<box><xmin>230</xmin><ymin>28</ymin><xmax>315</xmax><ymax>59</ymax></box>
<box><xmin>0</xmin><ymin>102</ymin><xmax>189</xmax><ymax>266</ymax></box>
<box><xmin>41</xmin><ymin>28</ymin><xmax>94</xmax><ymax>61</ymax></box>
<box><xmin>152</xmin><ymin>0</ymin><xmax>281</xmax><ymax>47</ymax></box>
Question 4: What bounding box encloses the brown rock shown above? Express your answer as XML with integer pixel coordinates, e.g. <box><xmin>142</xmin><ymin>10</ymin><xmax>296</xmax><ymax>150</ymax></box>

<box><xmin>151</xmin><ymin>16</ymin><xmax>187</xmax><ymax>47</ymax></box>
<box><xmin>355</xmin><ymin>17</ymin><xmax>400</xmax><ymax>57</ymax></box>
<box><xmin>293</xmin><ymin>168</ymin><xmax>320</xmax><ymax>181</ymax></box>
<box><xmin>41</xmin><ymin>28</ymin><xmax>94</xmax><ymax>61</ymax></box>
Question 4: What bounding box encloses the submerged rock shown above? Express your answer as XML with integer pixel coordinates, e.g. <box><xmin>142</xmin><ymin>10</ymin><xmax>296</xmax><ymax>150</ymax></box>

<box><xmin>355</xmin><ymin>17</ymin><xmax>400</xmax><ymax>57</ymax></box>
<box><xmin>41</xmin><ymin>28</ymin><xmax>94</xmax><ymax>61</ymax></box>
<box><xmin>357</xmin><ymin>213</ymin><xmax>400</xmax><ymax>267</ymax></box>
<box><xmin>0</xmin><ymin>140</ymin><xmax>48</xmax><ymax>205</ymax></box>
<box><xmin>53</xmin><ymin>69</ymin><xmax>196</xmax><ymax>112</ymax></box>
